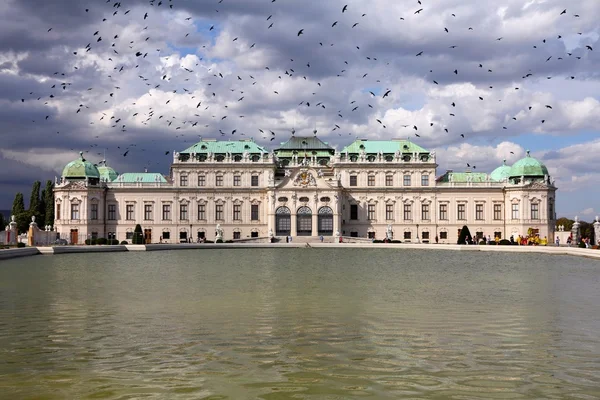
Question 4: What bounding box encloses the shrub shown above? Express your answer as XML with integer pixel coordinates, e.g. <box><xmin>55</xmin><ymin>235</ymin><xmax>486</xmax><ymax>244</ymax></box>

<box><xmin>391</xmin><ymin>240</ymin><xmax>402</xmax><ymax>243</ymax></box>
<box><xmin>225</xmin><ymin>240</ymin><xmax>234</xmax><ymax>243</ymax></box>
<box><xmin>109</xmin><ymin>239</ymin><xmax>119</xmax><ymax>245</ymax></box>
<box><xmin>498</xmin><ymin>239</ymin><xmax>511</xmax><ymax>246</ymax></box>
<box><xmin>132</xmin><ymin>224</ymin><xmax>144</xmax><ymax>244</ymax></box>
<box><xmin>479</xmin><ymin>240</ymin><xmax>487</xmax><ymax>245</ymax></box>
<box><xmin>457</xmin><ymin>225</ymin><xmax>471</xmax><ymax>244</ymax></box>
<box><xmin>373</xmin><ymin>239</ymin><xmax>384</xmax><ymax>243</ymax></box>
<box><xmin>96</xmin><ymin>237</ymin><xmax>107</xmax><ymax>245</ymax></box>
<box><xmin>216</xmin><ymin>239</ymin><xmax>223</xmax><ymax>243</ymax></box>
<box><xmin>120</xmin><ymin>240</ymin><xmax>128</xmax><ymax>245</ymax></box>
<box><xmin>488</xmin><ymin>241</ymin><xmax>497</xmax><ymax>245</ymax></box>
<box><xmin>578</xmin><ymin>241</ymin><xmax>586</xmax><ymax>248</ymax></box>
<box><xmin>17</xmin><ymin>242</ymin><xmax>25</xmax><ymax>248</ymax></box>
<box><xmin>85</xmin><ymin>239</ymin><xmax>91</xmax><ymax>245</ymax></box>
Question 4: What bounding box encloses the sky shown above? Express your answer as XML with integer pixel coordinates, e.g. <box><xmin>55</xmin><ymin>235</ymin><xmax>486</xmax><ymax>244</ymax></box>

<box><xmin>0</xmin><ymin>0</ymin><xmax>599</xmax><ymax>219</ymax></box>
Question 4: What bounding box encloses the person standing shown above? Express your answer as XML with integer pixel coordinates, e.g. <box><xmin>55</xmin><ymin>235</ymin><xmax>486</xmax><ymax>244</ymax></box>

<box><xmin>555</xmin><ymin>237</ymin><xmax>560</xmax><ymax>247</ymax></box>
<box><xmin>435</xmin><ymin>235</ymin><xmax>439</xmax><ymax>244</ymax></box>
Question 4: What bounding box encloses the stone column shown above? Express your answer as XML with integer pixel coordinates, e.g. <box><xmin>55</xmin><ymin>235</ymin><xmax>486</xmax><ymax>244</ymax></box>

<box><xmin>312</xmin><ymin>213</ymin><xmax>318</xmax><ymax>236</ymax></box>
<box><xmin>291</xmin><ymin>213</ymin><xmax>297</xmax><ymax>237</ymax></box>
<box><xmin>571</xmin><ymin>216</ymin><xmax>581</xmax><ymax>244</ymax></box>
<box><xmin>7</xmin><ymin>216</ymin><xmax>18</xmax><ymax>245</ymax></box>
<box><xmin>27</xmin><ymin>216</ymin><xmax>38</xmax><ymax>246</ymax></box>
<box><xmin>593</xmin><ymin>216</ymin><xmax>600</xmax><ymax>246</ymax></box>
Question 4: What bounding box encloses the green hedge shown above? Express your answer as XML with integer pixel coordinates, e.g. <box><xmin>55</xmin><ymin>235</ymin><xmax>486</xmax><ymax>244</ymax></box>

<box><xmin>498</xmin><ymin>239</ymin><xmax>511</xmax><ymax>245</ymax></box>
<box><xmin>120</xmin><ymin>241</ymin><xmax>128</xmax><ymax>245</ymax></box>
<box><xmin>216</xmin><ymin>239</ymin><xmax>223</xmax><ymax>243</ymax></box>
<box><xmin>479</xmin><ymin>240</ymin><xmax>486</xmax><ymax>245</ymax></box>
<box><xmin>96</xmin><ymin>238</ymin><xmax>107</xmax><ymax>245</ymax></box>
<box><xmin>17</xmin><ymin>242</ymin><xmax>25</xmax><ymax>248</ymax></box>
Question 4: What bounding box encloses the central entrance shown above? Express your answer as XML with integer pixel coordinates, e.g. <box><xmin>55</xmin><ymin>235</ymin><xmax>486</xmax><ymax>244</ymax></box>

<box><xmin>144</xmin><ymin>229</ymin><xmax>152</xmax><ymax>244</ymax></box>
<box><xmin>318</xmin><ymin>206</ymin><xmax>333</xmax><ymax>236</ymax></box>
<box><xmin>296</xmin><ymin>206</ymin><xmax>312</xmax><ymax>236</ymax></box>
<box><xmin>275</xmin><ymin>206</ymin><xmax>291</xmax><ymax>236</ymax></box>
<box><xmin>70</xmin><ymin>229</ymin><xmax>78</xmax><ymax>245</ymax></box>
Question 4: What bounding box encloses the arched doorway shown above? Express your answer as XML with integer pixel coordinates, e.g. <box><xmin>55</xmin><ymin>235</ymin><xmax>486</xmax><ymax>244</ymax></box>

<box><xmin>297</xmin><ymin>206</ymin><xmax>312</xmax><ymax>236</ymax></box>
<box><xmin>275</xmin><ymin>206</ymin><xmax>291</xmax><ymax>236</ymax></box>
<box><xmin>318</xmin><ymin>206</ymin><xmax>333</xmax><ymax>236</ymax></box>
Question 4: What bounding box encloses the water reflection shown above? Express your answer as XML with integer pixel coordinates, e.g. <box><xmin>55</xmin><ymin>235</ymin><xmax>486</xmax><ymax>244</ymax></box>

<box><xmin>0</xmin><ymin>249</ymin><xmax>599</xmax><ymax>399</ymax></box>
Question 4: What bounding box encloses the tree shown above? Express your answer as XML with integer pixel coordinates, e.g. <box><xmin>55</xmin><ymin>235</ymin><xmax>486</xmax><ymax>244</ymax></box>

<box><xmin>0</xmin><ymin>212</ymin><xmax>5</xmax><ymax>231</ymax></box>
<box><xmin>11</xmin><ymin>192</ymin><xmax>29</xmax><ymax>233</ymax></box>
<box><xmin>44</xmin><ymin>180</ymin><xmax>55</xmax><ymax>226</ymax></box>
<box><xmin>38</xmin><ymin>189</ymin><xmax>46</xmax><ymax>227</ymax></box>
<box><xmin>28</xmin><ymin>180</ymin><xmax>41</xmax><ymax>222</ymax></box>
<box><xmin>457</xmin><ymin>225</ymin><xmax>472</xmax><ymax>244</ymax></box>
<box><xmin>555</xmin><ymin>217</ymin><xmax>574</xmax><ymax>232</ymax></box>
<box><xmin>132</xmin><ymin>224</ymin><xmax>144</xmax><ymax>244</ymax></box>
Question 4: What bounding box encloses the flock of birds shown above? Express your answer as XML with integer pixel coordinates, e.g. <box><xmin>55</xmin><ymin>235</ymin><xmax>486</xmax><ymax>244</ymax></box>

<box><xmin>18</xmin><ymin>0</ymin><xmax>592</xmax><ymax>169</ymax></box>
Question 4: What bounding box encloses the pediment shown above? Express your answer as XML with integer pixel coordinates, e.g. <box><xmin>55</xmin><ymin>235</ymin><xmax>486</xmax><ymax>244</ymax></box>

<box><xmin>61</xmin><ymin>181</ymin><xmax>88</xmax><ymax>191</ymax></box>
<box><xmin>276</xmin><ymin>167</ymin><xmax>336</xmax><ymax>190</ymax></box>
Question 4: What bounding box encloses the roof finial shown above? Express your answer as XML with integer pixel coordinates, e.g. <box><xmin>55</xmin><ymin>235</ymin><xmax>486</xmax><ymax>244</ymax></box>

<box><xmin>79</xmin><ymin>151</ymin><xmax>83</xmax><ymax>159</ymax></box>
<box><xmin>313</xmin><ymin>129</ymin><xmax>317</xmax><ymax>136</ymax></box>
<box><xmin>526</xmin><ymin>150</ymin><xmax>530</xmax><ymax>157</ymax></box>
<box><xmin>503</xmin><ymin>158</ymin><xmax>506</xmax><ymax>165</ymax></box>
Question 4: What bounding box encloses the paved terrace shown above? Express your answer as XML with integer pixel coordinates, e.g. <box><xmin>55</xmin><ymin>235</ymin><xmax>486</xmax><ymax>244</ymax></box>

<box><xmin>1</xmin><ymin>242</ymin><xmax>599</xmax><ymax>261</ymax></box>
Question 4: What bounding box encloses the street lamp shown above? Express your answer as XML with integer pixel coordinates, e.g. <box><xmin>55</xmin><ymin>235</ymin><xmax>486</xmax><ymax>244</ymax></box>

<box><xmin>416</xmin><ymin>223</ymin><xmax>420</xmax><ymax>243</ymax></box>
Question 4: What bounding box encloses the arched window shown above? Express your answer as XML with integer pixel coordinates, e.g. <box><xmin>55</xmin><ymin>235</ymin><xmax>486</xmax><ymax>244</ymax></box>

<box><xmin>297</xmin><ymin>206</ymin><xmax>312</xmax><ymax>215</ymax></box>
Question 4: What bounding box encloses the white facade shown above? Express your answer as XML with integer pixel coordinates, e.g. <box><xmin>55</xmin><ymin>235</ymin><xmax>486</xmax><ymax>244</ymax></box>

<box><xmin>54</xmin><ymin>136</ymin><xmax>557</xmax><ymax>244</ymax></box>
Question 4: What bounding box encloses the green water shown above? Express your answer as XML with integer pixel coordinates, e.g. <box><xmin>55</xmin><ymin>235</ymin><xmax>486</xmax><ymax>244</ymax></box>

<box><xmin>0</xmin><ymin>249</ymin><xmax>599</xmax><ymax>399</ymax></box>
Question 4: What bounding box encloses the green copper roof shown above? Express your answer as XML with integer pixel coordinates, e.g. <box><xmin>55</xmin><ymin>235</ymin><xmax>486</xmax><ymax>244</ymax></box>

<box><xmin>62</xmin><ymin>152</ymin><xmax>100</xmax><ymax>179</ymax></box>
<box><xmin>276</xmin><ymin>150</ymin><xmax>333</xmax><ymax>158</ymax></box>
<box><xmin>490</xmin><ymin>160</ymin><xmax>511</xmax><ymax>182</ymax></box>
<box><xmin>341</xmin><ymin>139</ymin><xmax>429</xmax><ymax>154</ymax></box>
<box><xmin>509</xmin><ymin>151</ymin><xmax>548</xmax><ymax>178</ymax></box>
<box><xmin>117</xmin><ymin>173</ymin><xmax>168</xmax><ymax>183</ymax></box>
<box><xmin>275</xmin><ymin>136</ymin><xmax>334</xmax><ymax>151</ymax></box>
<box><xmin>181</xmin><ymin>139</ymin><xmax>267</xmax><ymax>154</ymax></box>
<box><xmin>98</xmin><ymin>163</ymin><xmax>118</xmax><ymax>182</ymax></box>
<box><xmin>437</xmin><ymin>171</ymin><xmax>489</xmax><ymax>183</ymax></box>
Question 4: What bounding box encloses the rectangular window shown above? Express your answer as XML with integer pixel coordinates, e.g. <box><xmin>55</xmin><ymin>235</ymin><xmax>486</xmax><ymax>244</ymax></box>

<box><xmin>251</xmin><ymin>204</ymin><xmax>259</xmax><ymax>221</ymax></box>
<box><xmin>90</xmin><ymin>203</ymin><xmax>98</xmax><ymax>220</ymax></box>
<box><xmin>91</xmin><ymin>232</ymin><xmax>98</xmax><ymax>239</ymax></box>
<box><xmin>233</xmin><ymin>232</ymin><xmax>241</xmax><ymax>240</ymax></box>
<box><xmin>350</xmin><ymin>204</ymin><xmax>358</xmax><ymax>220</ymax></box>
<box><xmin>215</xmin><ymin>204</ymin><xmax>223</xmax><ymax>221</ymax></box>
<box><xmin>422</xmin><ymin>231</ymin><xmax>430</xmax><ymax>240</ymax></box>
<box><xmin>531</xmin><ymin>203</ymin><xmax>539</xmax><ymax>220</ymax></box>
<box><xmin>439</xmin><ymin>204</ymin><xmax>447</xmax><ymax>220</ymax></box>
<box><xmin>126</xmin><ymin>204</ymin><xmax>134</xmax><ymax>220</ymax></box>
<box><xmin>251</xmin><ymin>175</ymin><xmax>259</xmax><ymax>187</ymax></box>
<box><xmin>144</xmin><ymin>204</ymin><xmax>153</xmax><ymax>220</ymax></box>
<box><xmin>162</xmin><ymin>231</ymin><xmax>170</xmax><ymax>240</ymax></box>
<box><xmin>440</xmin><ymin>231</ymin><xmax>448</xmax><ymax>240</ymax></box>
<box><xmin>350</xmin><ymin>175</ymin><xmax>357</xmax><ymax>187</ymax></box>
<box><xmin>403</xmin><ymin>174</ymin><xmax>411</xmax><ymax>186</ymax></box>
<box><xmin>71</xmin><ymin>203</ymin><xmax>80</xmax><ymax>220</ymax></box>
<box><xmin>180</xmin><ymin>204</ymin><xmax>188</xmax><ymax>220</ymax></box>
<box><xmin>421</xmin><ymin>204</ymin><xmax>430</xmax><ymax>220</ymax></box>
<box><xmin>367</xmin><ymin>204</ymin><xmax>375</xmax><ymax>220</ymax></box>
<box><xmin>512</xmin><ymin>204</ymin><xmax>519</xmax><ymax>219</ymax></box>
<box><xmin>180</xmin><ymin>175</ymin><xmax>188</xmax><ymax>186</ymax></box>
<box><xmin>126</xmin><ymin>232</ymin><xmax>133</xmax><ymax>240</ymax></box>
<box><xmin>368</xmin><ymin>175</ymin><xmax>375</xmax><ymax>186</ymax></box>
<box><xmin>457</xmin><ymin>204</ymin><xmax>465</xmax><ymax>220</ymax></box>
<box><xmin>475</xmin><ymin>204</ymin><xmax>484</xmax><ymax>220</ymax></box>
<box><xmin>233</xmin><ymin>175</ymin><xmax>241</xmax><ymax>186</ymax></box>
<box><xmin>108</xmin><ymin>204</ymin><xmax>116</xmax><ymax>220</ymax></box>
<box><xmin>385</xmin><ymin>175</ymin><xmax>393</xmax><ymax>187</ymax></box>
<box><xmin>198</xmin><ymin>175</ymin><xmax>205</xmax><ymax>186</ymax></box>
<box><xmin>162</xmin><ymin>204</ymin><xmax>171</xmax><ymax>220</ymax></box>
<box><xmin>404</xmin><ymin>231</ymin><xmax>412</xmax><ymax>240</ymax></box>
<box><xmin>198</xmin><ymin>204</ymin><xmax>206</xmax><ymax>220</ymax></box>
<box><xmin>56</xmin><ymin>203</ymin><xmax>61</xmax><ymax>220</ymax></box>
<box><xmin>548</xmin><ymin>202</ymin><xmax>554</xmax><ymax>220</ymax></box>
<box><xmin>493</xmin><ymin>204</ymin><xmax>502</xmax><ymax>220</ymax></box>
<box><xmin>215</xmin><ymin>175</ymin><xmax>223</xmax><ymax>186</ymax></box>
<box><xmin>421</xmin><ymin>174</ymin><xmax>429</xmax><ymax>186</ymax></box>
<box><xmin>386</xmin><ymin>204</ymin><xmax>394</xmax><ymax>220</ymax></box>
<box><xmin>368</xmin><ymin>232</ymin><xmax>376</xmax><ymax>239</ymax></box>
<box><xmin>494</xmin><ymin>231</ymin><xmax>502</xmax><ymax>240</ymax></box>
<box><xmin>403</xmin><ymin>204</ymin><xmax>412</xmax><ymax>220</ymax></box>
<box><xmin>233</xmin><ymin>204</ymin><xmax>241</xmax><ymax>220</ymax></box>
<box><xmin>251</xmin><ymin>232</ymin><xmax>259</xmax><ymax>238</ymax></box>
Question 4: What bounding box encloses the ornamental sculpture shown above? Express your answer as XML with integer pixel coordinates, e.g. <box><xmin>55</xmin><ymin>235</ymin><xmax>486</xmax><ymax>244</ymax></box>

<box><xmin>293</xmin><ymin>169</ymin><xmax>316</xmax><ymax>187</ymax></box>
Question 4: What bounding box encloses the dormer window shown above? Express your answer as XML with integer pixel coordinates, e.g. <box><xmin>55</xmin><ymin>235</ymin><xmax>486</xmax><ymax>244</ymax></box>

<box><xmin>201</xmin><ymin>145</ymin><xmax>207</xmax><ymax>150</ymax></box>
<box><xmin>403</xmin><ymin>155</ymin><xmax>411</xmax><ymax>162</ymax></box>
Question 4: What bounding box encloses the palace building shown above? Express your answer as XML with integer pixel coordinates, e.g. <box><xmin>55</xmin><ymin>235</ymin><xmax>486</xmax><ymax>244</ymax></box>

<box><xmin>53</xmin><ymin>135</ymin><xmax>557</xmax><ymax>244</ymax></box>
